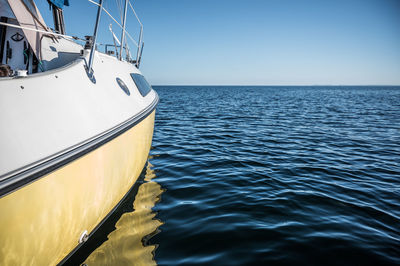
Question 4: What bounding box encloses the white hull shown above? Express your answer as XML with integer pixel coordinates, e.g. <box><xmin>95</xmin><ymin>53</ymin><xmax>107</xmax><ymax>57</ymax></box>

<box><xmin>0</xmin><ymin>49</ymin><xmax>158</xmax><ymax>182</ymax></box>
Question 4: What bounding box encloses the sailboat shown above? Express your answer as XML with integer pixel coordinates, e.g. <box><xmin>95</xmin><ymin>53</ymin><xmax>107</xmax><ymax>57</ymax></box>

<box><xmin>0</xmin><ymin>0</ymin><xmax>158</xmax><ymax>264</ymax></box>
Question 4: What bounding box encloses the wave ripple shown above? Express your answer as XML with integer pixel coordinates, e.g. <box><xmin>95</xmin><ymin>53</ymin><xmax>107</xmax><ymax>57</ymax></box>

<box><xmin>150</xmin><ymin>86</ymin><xmax>400</xmax><ymax>265</ymax></box>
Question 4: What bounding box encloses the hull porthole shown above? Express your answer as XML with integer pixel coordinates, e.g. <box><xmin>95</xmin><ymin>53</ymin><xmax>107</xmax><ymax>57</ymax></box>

<box><xmin>116</xmin><ymin>77</ymin><xmax>130</xmax><ymax>95</ymax></box>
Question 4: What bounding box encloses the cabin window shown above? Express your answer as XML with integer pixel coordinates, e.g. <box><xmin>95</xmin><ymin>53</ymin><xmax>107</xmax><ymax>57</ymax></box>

<box><xmin>130</xmin><ymin>73</ymin><xmax>152</xmax><ymax>97</ymax></box>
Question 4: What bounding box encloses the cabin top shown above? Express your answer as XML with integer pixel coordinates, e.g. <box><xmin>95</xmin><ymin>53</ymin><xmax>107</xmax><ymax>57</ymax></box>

<box><xmin>0</xmin><ymin>0</ymin><xmax>144</xmax><ymax>78</ymax></box>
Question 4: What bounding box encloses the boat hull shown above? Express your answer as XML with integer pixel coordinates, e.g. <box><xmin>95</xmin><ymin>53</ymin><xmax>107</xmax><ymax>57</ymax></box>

<box><xmin>0</xmin><ymin>110</ymin><xmax>155</xmax><ymax>265</ymax></box>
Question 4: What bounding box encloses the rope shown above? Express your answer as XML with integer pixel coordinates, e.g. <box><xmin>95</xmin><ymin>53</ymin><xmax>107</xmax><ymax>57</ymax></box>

<box><xmin>115</xmin><ymin>0</ymin><xmax>124</xmax><ymax>22</ymax></box>
<box><xmin>88</xmin><ymin>0</ymin><xmax>139</xmax><ymax>47</ymax></box>
<box><xmin>128</xmin><ymin>1</ymin><xmax>142</xmax><ymax>27</ymax></box>
<box><xmin>0</xmin><ymin>21</ymin><xmax>85</xmax><ymax>42</ymax></box>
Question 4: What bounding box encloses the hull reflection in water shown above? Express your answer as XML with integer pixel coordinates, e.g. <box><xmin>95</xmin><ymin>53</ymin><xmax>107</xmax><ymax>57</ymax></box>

<box><xmin>84</xmin><ymin>158</ymin><xmax>164</xmax><ymax>265</ymax></box>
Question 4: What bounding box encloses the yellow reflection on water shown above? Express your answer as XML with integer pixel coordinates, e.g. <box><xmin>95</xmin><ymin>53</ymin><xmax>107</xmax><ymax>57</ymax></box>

<box><xmin>84</xmin><ymin>159</ymin><xmax>163</xmax><ymax>266</ymax></box>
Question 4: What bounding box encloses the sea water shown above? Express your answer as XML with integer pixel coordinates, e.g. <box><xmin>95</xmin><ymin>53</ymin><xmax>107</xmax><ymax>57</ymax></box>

<box><xmin>69</xmin><ymin>86</ymin><xmax>400</xmax><ymax>265</ymax></box>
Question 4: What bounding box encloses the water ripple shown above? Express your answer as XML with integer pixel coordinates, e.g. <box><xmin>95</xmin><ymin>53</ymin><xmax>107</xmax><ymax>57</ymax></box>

<box><xmin>150</xmin><ymin>86</ymin><xmax>400</xmax><ymax>265</ymax></box>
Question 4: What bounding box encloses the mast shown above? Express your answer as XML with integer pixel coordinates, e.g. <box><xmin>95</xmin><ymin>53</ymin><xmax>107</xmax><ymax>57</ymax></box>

<box><xmin>51</xmin><ymin>6</ymin><xmax>65</xmax><ymax>34</ymax></box>
<box><xmin>47</xmin><ymin>0</ymin><xmax>69</xmax><ymax>34</ymax></box>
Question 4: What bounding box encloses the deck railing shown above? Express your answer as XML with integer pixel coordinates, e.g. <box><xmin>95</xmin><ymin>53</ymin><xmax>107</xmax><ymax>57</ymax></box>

<box><xmin>0</xmin><ymin>0</ymin><xmax>143</xmax><ymax>80</ymax></box>
<box><xmin>87</xmin><ymin>0</ymin><xmax>144</xmax><ymax>79</ymax></box>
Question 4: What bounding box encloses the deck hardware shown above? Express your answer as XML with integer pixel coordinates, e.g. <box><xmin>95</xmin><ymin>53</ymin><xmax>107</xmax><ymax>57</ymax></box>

<box><xmin>16</xmin><ymin>70</ymin><xmax>27</xmax><ymax>77</ymax></box>
<box><xmin>84</xmin><ymin>36</ymin><xmax>93</xmax><ymax>50</ymax></box>
<box><xmin>79</xmin><ymin>230</ymin><xmax>89</xmax><ymax>244</ymax></box>
<box><xmin>6</xmin><ymin>41</ymin><xmax>11</xmax><ymax>63</ymax></box>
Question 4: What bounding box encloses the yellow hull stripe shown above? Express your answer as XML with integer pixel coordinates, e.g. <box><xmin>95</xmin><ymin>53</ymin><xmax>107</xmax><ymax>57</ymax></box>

<box><xmin>0</xmin><ymin>110</ymin><xmax>155</xmax><ymax>265</ymax></box>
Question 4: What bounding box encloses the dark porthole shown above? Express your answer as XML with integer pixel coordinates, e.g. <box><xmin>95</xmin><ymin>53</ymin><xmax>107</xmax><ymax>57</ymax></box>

<box><xmin>116</xmin><ymin>77</ymin><xmax>130</xmax><ymax>96</ymax></box>
<box><xmin>130</xmin><ymin>73</ymin><xmax>152</xmax><ymax>97</ymax></box>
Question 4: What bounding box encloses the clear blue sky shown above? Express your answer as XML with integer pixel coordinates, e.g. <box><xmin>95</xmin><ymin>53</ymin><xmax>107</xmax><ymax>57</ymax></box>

<box><xmin>36</xmin><ymin>0</ymin><xmax>400</xmax><ymax>85</ymax></box>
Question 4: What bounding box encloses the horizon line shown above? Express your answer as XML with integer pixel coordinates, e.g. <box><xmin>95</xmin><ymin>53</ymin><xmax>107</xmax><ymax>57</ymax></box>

<box><xmin>152</xmin><ymin>84</ymin><xmax>400</xmax><ymax>87</ymax></box>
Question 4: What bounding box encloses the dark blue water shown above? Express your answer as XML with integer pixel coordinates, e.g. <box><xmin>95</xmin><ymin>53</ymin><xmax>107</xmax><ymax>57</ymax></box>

<box><xmin>73</xmin><ymin>86</ymin><xmax>400</xmax><ymax>265</ymax></box>
<box><xmin>150</xmin><ymin>86</ymin><xmax>400</xmax><ymax>265</ymax></box>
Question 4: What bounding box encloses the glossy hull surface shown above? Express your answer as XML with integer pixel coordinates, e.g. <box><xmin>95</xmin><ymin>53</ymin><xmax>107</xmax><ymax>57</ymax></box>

<box><xmin>84</xmin><ymin>161</ymin><xmax>163</xmax><ymax>266</ymax></box>
<box><xmin>0</xmin><ymin>110</ymin><xmax>155</xmax><ymax>265</ymax></box>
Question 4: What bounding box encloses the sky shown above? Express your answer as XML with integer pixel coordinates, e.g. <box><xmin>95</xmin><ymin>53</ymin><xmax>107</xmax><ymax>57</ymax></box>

<box><xmin>36</xmin><ymin>0</ymin><xmax>400</xmax><ymax>85</ymax></box>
